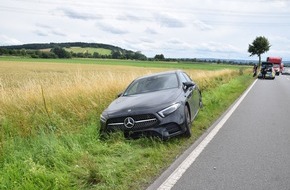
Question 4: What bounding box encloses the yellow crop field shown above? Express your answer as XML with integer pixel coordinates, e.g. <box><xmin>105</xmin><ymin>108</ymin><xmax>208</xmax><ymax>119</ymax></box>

<box><xmin>0</xmin><ymin>60</ymin><xmax>240</xmax><ymax>137</ymax></box>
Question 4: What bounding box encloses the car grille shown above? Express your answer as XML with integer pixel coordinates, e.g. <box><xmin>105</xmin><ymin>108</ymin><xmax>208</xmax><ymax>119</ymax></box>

<box><xmin>107</xmin><ymin>114</ymin><xmax>159</xmax><ymax>131</ymax></box>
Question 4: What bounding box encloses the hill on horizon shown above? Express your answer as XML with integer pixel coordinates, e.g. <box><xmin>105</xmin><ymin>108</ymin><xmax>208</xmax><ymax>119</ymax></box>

<box><xmin>1</xmin><ymin>42</ymin><xmax>130</xmax><ymax>54</ymax></box>
<box><xmin>0</xmin><ymin>42</ymin><xmax>147</xmax><ymax>60</ymax></box>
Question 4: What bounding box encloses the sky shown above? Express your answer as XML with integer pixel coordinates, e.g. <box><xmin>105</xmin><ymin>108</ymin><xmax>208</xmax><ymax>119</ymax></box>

<box><xmin>1</xmin><ymin>0</ymin><xmax>290</xmax><ymax>60</ymax></box>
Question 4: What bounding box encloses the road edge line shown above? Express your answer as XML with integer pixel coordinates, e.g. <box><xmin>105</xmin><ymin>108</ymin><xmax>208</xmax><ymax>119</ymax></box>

<box><xmin>156</xmin><ymin>79</ymin><xmax>258</xmax><ymax>190</ymax></box>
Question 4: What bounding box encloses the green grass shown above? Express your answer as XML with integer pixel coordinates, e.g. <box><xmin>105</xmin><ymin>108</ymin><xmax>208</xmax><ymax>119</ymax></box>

<box><xmin>64</xmin><ymin>47</ymin><xmax>112</xmax><ymax>55</ymax></box>
<box><xmin>0</xmin><ymin>57</ymin><xmax>248</xmax><ymax>71</ymax></box>
<box><xmin>0</xmin><ymin>59</ymin><xmax>254</xmax><ymax>190</ymax></box>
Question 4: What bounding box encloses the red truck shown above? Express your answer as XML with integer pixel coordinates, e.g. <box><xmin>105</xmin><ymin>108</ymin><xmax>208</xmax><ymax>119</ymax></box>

<box><xmin>266</xmin><ymin>57</ymin><xmax>284</xmax><ymax>75</ymax></box>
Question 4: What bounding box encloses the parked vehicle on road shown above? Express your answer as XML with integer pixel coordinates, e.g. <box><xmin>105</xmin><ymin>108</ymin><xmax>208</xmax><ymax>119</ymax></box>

<box><xmin>258</xmin><ymin>62</ymin><xmax>275</xmax><ymax>79</ymax></box>
<box><xmin>267</xmin><ymin>57</ymin><xmax>283</xmax><ymax>75</ymax></box>
<box><xmin>100</xmin><ymin>70</ymin><xmax>202</xmax><ymax>140</ymax></box>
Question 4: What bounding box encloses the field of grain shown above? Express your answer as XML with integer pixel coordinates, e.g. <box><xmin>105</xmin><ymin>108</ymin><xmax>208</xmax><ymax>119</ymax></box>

<box><xmin>0</xmin><ymin>60</ymin><xmax>240</xmax><ymax>137</ymax></box>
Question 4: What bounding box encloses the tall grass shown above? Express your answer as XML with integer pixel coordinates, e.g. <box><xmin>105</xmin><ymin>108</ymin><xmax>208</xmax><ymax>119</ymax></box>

<box><xmin>0</xmin><ymin>60</ymin><xmax>252</xmax><ymax>189</ymax></box>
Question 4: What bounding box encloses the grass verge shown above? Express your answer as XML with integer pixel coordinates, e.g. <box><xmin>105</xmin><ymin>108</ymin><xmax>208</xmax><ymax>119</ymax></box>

<box><xmin>0</xmin><ymin>72</ymin><xmax>254</xmax><ymax>189</ymax></box>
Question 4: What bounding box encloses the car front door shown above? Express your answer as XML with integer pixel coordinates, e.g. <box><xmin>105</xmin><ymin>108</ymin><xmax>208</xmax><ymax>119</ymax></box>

<box><xmin>180</xmin><ymin>72</ymin><xmax>199</xmax><ymax>119</ymax></box>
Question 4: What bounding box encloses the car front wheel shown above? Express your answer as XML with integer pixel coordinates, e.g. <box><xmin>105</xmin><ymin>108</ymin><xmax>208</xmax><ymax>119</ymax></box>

<box><xmin>183</xmin><ymin>106</ymin><xmax>192</xmax><ymax>138</ymax></box>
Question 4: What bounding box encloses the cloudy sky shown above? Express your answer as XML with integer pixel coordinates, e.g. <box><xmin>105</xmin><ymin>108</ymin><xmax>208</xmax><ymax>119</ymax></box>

<box><xmin>1</xmin><ymin>0</ymin><xmax>290</xmax><ymax>60</ymax></box>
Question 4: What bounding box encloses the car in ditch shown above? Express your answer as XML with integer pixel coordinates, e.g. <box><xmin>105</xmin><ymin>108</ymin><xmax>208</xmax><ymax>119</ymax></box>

<box><xmin>100</xmin><ymin>70</ymin><xmax>202</xmax><ymax>140</ymax></box>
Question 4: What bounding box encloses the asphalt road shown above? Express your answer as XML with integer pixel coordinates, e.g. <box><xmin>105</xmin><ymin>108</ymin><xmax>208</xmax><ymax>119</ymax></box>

<box><xmin>148</xmin><ymin>74</ymin><xmax>290</xmax><ymax>190</ymax></box>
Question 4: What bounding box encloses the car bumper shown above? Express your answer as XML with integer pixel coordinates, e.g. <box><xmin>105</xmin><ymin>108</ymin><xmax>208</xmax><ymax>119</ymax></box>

<box><xmin>258</xmin><ymin>72</ymin><xmax>275</xmax><ymax>79</ymax></box>
<box><xmin>100</xmin><ymin>106</ymin><xmax>188</xmax><ymax>139</ymax></box>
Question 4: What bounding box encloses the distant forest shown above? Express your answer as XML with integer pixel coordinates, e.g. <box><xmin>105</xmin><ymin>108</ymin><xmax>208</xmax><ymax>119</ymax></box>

<box><xmin>0</xmin><ymin>42</ymin><xmax>147</xmax><ymax>60</ymax></box>
<box><xmin>1</xmin><ymin>42</ymin><xmax>124</xmax><ymax>51</ymax></box>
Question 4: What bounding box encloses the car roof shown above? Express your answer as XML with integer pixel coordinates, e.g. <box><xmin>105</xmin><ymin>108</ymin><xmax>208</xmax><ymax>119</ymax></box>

<box><xmin>136</xmin><ymin>70</ymin><xmax>183</xmax><ymax>80</ymax></box>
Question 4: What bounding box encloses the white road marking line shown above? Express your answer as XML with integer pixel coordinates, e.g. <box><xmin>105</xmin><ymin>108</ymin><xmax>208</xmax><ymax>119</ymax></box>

<box><xmin>157</xmin><ymin>79</ymin><xmax>258</xmax><ymax>190</ymax></box>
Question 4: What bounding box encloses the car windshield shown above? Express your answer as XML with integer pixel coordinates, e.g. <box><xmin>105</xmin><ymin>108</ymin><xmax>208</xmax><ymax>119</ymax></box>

<box><xmin>123</xmin><ymin>73</ymin><xmax>179</xmax><ymax>96</ymax></box>
<box><xmin>262</xmin><ymin>62</ymin><xmax>273</xmax><ymax>68</ymax></box>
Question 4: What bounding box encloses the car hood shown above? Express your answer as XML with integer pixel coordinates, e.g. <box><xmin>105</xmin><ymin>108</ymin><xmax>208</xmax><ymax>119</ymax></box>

<box><xmin>103</xmin><ymin>88</ymin><xmax>182</xmax><ymax>116</ymax></box>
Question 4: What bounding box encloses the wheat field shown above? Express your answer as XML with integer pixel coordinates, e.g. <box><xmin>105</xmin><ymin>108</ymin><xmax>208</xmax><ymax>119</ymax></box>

<box><xmin>0</xmin><ymin>60</ymin><xmax>240</xmax><ymax>137</ymax></box>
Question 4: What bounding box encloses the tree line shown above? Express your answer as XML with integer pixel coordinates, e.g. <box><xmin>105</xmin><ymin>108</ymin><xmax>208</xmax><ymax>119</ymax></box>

<box><xmin>1</xmin><ymin>42</ymin><xmax>125</xmax><ymax>52</ymax></box>
<box><xmin>0</xmin><ymin>42</ymin><xmax>147</xmax><ymax>60</ymax></box>
<box><xmin>0</xmin><ymin>46</ymin><xmax>147</xmax><ymax>60</ymax></box>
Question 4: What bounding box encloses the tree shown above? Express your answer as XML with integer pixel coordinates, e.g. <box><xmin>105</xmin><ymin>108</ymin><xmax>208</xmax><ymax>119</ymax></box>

<box><xmin>112</xmin><ymin>51</ymin><xmax>121</xmax><ymax>59</ymax></box>
<box><xmin>133</xmin><ymin>51</ymin><xmax>147</xmax><ymax>60</ymax></box>
<box><xmin>93</xmin><ymin>52</ymin><xmax>100</xmax><ymax>58</ymax></box>
<box><xmin>154</xmin><ymin>54</ymin><xmax>165</xmax><ymax>61</ymax></box>
<box><xmin>50</xmin><ymin>47</ymin><xmax>71</xmax><ymax>58</ymax></box>
<box><xmin>248</xmin><ymin>36</ymin><xmax>271</xmax><ymax>67</ymax></box>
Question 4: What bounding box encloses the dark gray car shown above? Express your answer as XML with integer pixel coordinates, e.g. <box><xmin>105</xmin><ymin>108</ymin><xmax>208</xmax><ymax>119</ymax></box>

<box><xmin>100</xmin><ymin>70</ymin><xmax>202</xmax><ymax>140</ymax></box>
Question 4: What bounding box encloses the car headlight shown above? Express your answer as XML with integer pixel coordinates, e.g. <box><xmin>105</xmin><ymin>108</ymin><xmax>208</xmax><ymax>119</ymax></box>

<box><xmin>158</xmin><ymin>102</ymin><xmax>181</xmax><ymax>118</ymax></box>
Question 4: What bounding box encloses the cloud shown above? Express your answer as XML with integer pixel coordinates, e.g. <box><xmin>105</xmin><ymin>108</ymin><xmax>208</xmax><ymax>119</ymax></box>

<box><xmin>34</xmin><ymin>30</ymin><xmax>48</xmax><ymax>37</ymax></box>
<box><xmin>97</xmin><ymin>23</ymin><xmax>128</xmax><ymax>34</ymax></box>
<box><xmin>145</xmin><ymin>28</ymin><xmax>158</xmax><ymax>35</ymax></box>
<box><xmin>193</xmin><ymin>20</ymin><xmax>213</xmax><ymax>31</ymax></box>
<box><xmin>34</xmin><ymin>24</ymin><xmax>50</xmax><ymax>36</ymax></box>
<box><xmin>154</xmin><ymin>13</ymin><xmax>185</xmax><ymax>28</ymax></box>
<box><xmin>166</xmin><ymin>38</ymin><xmax>187</xmax><ymax>46</ymax></box>
<box><xmin>196</xmin><ymin>42</ymin><xmax>240</xmax><ymax>54</ymax></box>
<box><xmin>59</xmin><ymin>8</ymin><xmax>102</xmax><ymax>20</ymax></box>
<box><xmin>51</xmin><ymin>30</ymin><xmax>66</xmax><ymax>37</ymax></box>
<box><xmin>270</xmin><ymin>36</ymin><xmax>290</xmax><ymax>43</ymax></box>
<box><xmin>261</xmin><ymin>0</ymin><xmax>289</xmax><ymax>8</ymax></box>
<box><xmin>139</xmin><ymin>37</ymin><xmax>155</xmax><ymax>43</ymax></box>
<box><xmin>34</xmin><ymin>29</ymin><xmax>66</xmax><ymax>37</ymax></box>
<box><xmin>117</xmin><ymin>14</ymin><xmax>145</xmax><ymax>22</ymax></box>
<box><xmin>35</xmin><ymin>23</ymin><xmax>52</xmax><ymax>29</ymax></box>
<box><xmin>163</xmin><ymin>39</ymin><xmax>191</xmax><ymax>51</ymax></box>
<box><xmin>124</xmin><ymin>38</ymin><xmax>192</xmax><ymax>58</ymax></box>
<box><xmin>34</xmin><ymin>24</ymin><xmax>66</xmax><ymax>37</ymax></box>
<box><xmin>0</xmin><ymin>35</ymin><xmax>22</xmax><ymax>45</ymax></box>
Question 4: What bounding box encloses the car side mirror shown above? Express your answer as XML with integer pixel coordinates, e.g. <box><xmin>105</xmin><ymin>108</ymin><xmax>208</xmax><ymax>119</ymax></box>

<box><xmin>117</xmin><ymin>92</ymin><xmax>123</xmax><ymax>98</ymax></box>
<box><xmin>183</xmin><ymin>81</ymin><xmax>195</xmax><ymax>90</ymax></box>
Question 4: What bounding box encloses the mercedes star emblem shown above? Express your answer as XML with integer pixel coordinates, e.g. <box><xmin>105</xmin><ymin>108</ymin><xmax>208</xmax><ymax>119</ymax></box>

<box><xmin>124</xmin><ymin>117</ymin><xmax>135</xmax><ymax>129</ymax></box>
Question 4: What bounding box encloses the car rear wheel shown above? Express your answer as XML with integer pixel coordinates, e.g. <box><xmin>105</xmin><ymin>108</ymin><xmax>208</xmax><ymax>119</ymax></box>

<box><xmin>183</xmin><ymin>106</ymin><xmax>192</xmax><ymax>138</ymax></box>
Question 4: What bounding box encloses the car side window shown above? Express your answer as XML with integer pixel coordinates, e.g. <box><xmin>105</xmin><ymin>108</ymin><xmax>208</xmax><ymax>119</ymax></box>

<box><xmin>181</xmin><ymin>72</ymin><xmax>192</xmax><ymax>82</ymax></box>
<box><xmin>179</xmin><ymin>73</ymin><xmax>188</xmax><ymax>83</ymax></box>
